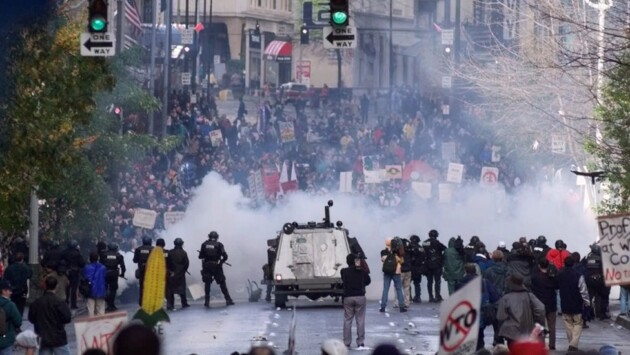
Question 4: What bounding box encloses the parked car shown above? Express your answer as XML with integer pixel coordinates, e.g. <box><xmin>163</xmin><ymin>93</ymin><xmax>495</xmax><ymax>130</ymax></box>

<box><xmin>278</xmin><ymin>82</ymin><xmax>308</xmax><ymax>105</ymax></box>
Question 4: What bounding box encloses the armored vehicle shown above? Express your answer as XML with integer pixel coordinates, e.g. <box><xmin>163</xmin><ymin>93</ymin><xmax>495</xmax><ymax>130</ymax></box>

<box><xmin>265</xmin><ymin>200</ymin><xmax>365</xmax><ymax>308</ymax></box>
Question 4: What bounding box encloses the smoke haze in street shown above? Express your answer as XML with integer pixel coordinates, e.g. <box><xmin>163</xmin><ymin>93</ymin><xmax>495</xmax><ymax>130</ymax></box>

<box><xmin>162</xmin><ymin>172</ymin><xmax>597</xmax><ymax>300</ymax></box>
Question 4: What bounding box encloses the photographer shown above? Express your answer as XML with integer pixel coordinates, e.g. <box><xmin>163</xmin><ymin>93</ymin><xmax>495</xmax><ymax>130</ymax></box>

<box><xmin>341</xmin><ymin>253</ymin><xmax>371</xmax><ymax>349</ymax></box>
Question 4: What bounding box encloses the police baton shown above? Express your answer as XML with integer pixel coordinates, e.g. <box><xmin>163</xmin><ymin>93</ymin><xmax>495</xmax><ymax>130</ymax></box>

<box><xmin>223</xmin><ymin>262</ymin><xmax>232</xmax><ymax>267</ymax></box>
<box><xmin>119</xmin><ymin>276</ymin><xmax>128</xmax><ymax>280</ymax></box>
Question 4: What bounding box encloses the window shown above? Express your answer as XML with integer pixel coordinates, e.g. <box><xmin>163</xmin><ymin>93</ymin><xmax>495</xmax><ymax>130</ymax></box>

<box><xmin>258</xmin><ymin>0</ymin><xmax>262</xmax><ymax>7</ymax></box>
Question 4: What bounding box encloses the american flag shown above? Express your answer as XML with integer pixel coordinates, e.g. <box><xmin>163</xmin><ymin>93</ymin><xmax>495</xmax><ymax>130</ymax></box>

<box><xmin>125</xmin><ymin>0</ymin><xmax>143</xmax><ymax>37</ymax></box>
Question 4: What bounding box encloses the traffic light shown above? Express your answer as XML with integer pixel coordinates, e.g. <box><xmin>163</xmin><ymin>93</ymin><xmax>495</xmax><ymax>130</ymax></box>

<box><xmin>300</xmin><ymin>25</ymin><xmax>309</xmax><ymax>45</ymax></box>
<box><xmin>88</xmin><ymin>0</ymin><xmax>109</xmax><ymax>33</ymax></box>
<box><xmin>329</xmin><ymin>0</ymin><xmax>349</xmax><ymax>28</ymax></box>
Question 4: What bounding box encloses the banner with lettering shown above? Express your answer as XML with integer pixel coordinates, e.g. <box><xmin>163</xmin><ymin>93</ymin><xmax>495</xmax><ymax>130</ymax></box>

<box><xmin>132</xmin><ymin>208</ymin><xmax>157</xmax><ymax>229</ymax></box>
<box><xmin>597</xmin><ymin>213</ymin><xmax>630</xmax><ymax>286</ymax></box>
<box><xmin>74</xmin><ymin>311</ymin><xmax>128</xmax><ymax>355</ymax></box>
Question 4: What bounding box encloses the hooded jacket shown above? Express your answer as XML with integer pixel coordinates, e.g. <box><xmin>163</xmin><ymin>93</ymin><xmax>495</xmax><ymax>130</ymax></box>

<box><xmin>0</xmin><ymin>296</ymin><xmax>22</xmax><ymax>350</ymax></box>
<box><xmin>484</xmin><ymin>261</ymin><xmax>508</xmax><ymax>296</ymax></box>
<box><xmin>341</xmin><ymin>255</ymin><xmax>371</xmax><ymax>298</ymax></box>
<box><xmin>506</xmin><ymin>251</ymin><xmax>534</xmax><ymax>288</ymax></box>
<box><xmin>546</xmin><ymin>248</ymin><xmax>570</xmax><ymax>271</ymax></box>
<box><xmin>473</xmin><ymin>254</ymin><xmax>493</xmax><ymax>274</ymax></box>
<box><xmin>443</xmin><ymin>238</ymin><xmax>464</xmax><ymax>282</ymax></box>
<box><xmin>496</xmin><ymin>279</ymin><xmax>546</xmax><ymax>341</ymax></box>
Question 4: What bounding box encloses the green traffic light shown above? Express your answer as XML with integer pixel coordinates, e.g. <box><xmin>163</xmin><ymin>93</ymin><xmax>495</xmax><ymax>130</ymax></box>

<box><xmin>90</xmin><ymin>17</ymin><xmax>107</xmax><ymax>32</ymax></box>
<box><xmin>332</xmin><ymin>11</ymin><xmax>348</xmax><ymax>25</ymax></box>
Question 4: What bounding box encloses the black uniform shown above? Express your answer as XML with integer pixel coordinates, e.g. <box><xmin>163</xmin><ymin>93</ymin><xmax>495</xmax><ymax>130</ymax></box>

<box><xmin>264</xmin><ymin>243</ymin><xmax>277</xmax><ymax>302</ymax></box>
<box><xmin>423</xmin><ymin>236</ymin><xmax>446</xmax><ymax>302</ymax></box>
<box><xmin>198</xmin><ymin>239</ymin><xmax>234</xmax><ymax>306</ymax></box>
<box><xmin>166</xmin><ymin>245</ymin><xmax>190</xmax><ymax>309</ymax></box>
<box><xmin>8</xmin><ymin>239</ymin><xmax>29</xmax><ymax>265</ymax></box>
<box><xmin>133</xmin><ymin>245</ymin><xmax>153</xmax><ymax>305</ymax></box>
<box><xmin>42</xmin><ymin>244</ymin><xmax>64</xmax><ymax>272</ymax></box>
<box><xmin>101</xmin><ymin>250</ymin><xmax>126</xmax><ymax>311</ymax></box>
<box><xmin>61</xmin><ymin>246</ymin><xmax>86</xmax><ymax>309</ymax></box>
<box><xmin>585</xmin><ymin>250</ymin><xmax>610</xmax><ymax>319</ymax></box>
<box><xmin>407</xmin><ymin>240</ymin><xmax>426</xmax><ymax>303</ymax></box>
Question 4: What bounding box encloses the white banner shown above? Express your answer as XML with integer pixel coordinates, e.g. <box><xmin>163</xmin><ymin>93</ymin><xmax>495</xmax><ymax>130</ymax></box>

<box><xmin>364</xmin><ymin>170</ymin><xmax>385</xmax><ymax>184</ymax></box>
<box><xmin>163</xmin><ymin>211</ymin><xmax>186</xmax><ymax>230</ymax></box>
<box><xmin>446</xmin><ymin>163</ymin><xmax>464</xmax><ymax>184</ymax></box>
<box><xmin>132</xmin><ymin>208</ymin><xmax>157</xmax><ymax>229</ymax></box>
<box><xmin>479</xmin><ymin>167</ymin><xmax>499</xmax><ymax>188</ymax></box>
<box><xmin>438</xmin><ymin>277</ymin><xmax>481</xmax><ymax>355</ymax></box>
<box><xmin>339</xmin><ymin>171</ymin><xmax>353</xmax><ymax>193</ymax></box>
<box><xmin>597</xmin><ymin>214</ymin><xmax>630</xmax><ymax>286</ymax></box>
<box><xmin>74</xmin><ymin>311</ymin><xmax>128</xmax><ymax>355</ymax></box>
<box><xmin>439</xmin><ymin>183</ymin><xmax>454</xmax><ymax>203</ymax></box>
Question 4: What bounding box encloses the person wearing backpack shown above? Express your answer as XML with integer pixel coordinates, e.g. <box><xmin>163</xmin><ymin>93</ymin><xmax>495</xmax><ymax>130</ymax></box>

<box><xmin>0</xmin><ymin>280</ymin><xmax>22</xmax><ymax>355</ymax></box>
<box><xmin>379</xmin><ymin>238</ymin><xmax>405</xmax><ymax>313</ymax></box>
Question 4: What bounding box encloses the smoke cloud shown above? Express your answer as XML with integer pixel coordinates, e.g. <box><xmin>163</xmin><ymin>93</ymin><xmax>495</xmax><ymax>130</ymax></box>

<box><xmin>161</xmin><ymin>172</ymin><xmax>597</xmax><ymax>301</ymax></box>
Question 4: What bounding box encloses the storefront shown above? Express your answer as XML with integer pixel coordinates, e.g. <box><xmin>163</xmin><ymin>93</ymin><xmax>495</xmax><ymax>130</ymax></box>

<box><xmin>263</xmin><ymin>38</ymin><xmax>293</xmax><ymax>86</ymax></box>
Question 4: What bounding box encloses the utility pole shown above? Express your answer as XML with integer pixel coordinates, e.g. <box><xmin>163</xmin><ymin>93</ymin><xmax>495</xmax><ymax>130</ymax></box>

<box><xmin>206</xmin><ymin>0</ymin><xmax>214</xmax><ymax>100</ymax></box>
<box><xmin>116</xmin><ymin>0</ymin><xmax>123</xmax><ymax>54</ymax></box>
<box><xmin>185</xmin><ymin>0</ymin><xmax>190</xmax><ymax>93</ymax></box>
<box><xmin>148</xmin><ymin>0</ymin><xmax>158</xmax><ymax>135</ymax></box>
<box><xmin>336</xmin><ymin>49</ymin><xmax>342</xmax><ymax>90</ymax></box>
<box><xmin>192</xmin><ymin>0</ymin><xmax>199</xmax><ymax>92</ymax></box>
<box><xmin>28</xmin><ymin>188</ymin><xmax>41</xmax><ymax>301</ymax></box>
<box><xmin>162</xmin><ymin>0</ymin><xmax>172</xmax><ymax>137</ymax></box>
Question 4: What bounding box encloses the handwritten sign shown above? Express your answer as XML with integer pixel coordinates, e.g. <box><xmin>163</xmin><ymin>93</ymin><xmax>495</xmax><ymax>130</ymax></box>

<box><xmin>480</xmin><ymin>167</ymin><xmax>499</xmax><ymax>188</ymax></box>
<box><xmin>597</xmin><ymin>213</ymin><xmax>630</xmax><ymax>286</ymax></box>
<box><xmin>132</xmin><ymin>208</ymin><xmax>157</xmax><ymax>229</ymax></box>
<box><xmin>446</xmin><ymin>163</ymin><xmax>464</xmax><ymax>184</ymax></box>
<box><xmin>439</xmin><ymin>277</ymin><xmax>480</xmax><ymax>355</ymax></box>
<box><xmin>74</xmin><ymin>311</ymin><xmax>128</xmax><ymax>355</ymax></box>
<box><xmin>412</xmin><ymin>182</ymin><xmax>432</xmax><ymax>200</ymax></box>
<box><xmin>279</xmin><ymin>121</ymin><xmax>296</xmax><ymax>143</ymax></box>
<box><xmin>385</xmin><ymin>165</ymin><xmax>403</xmax><ymax>180</ymax></box>
<box><xmin>209</xmin><ymin>129</ymin><xmax>223</xmax><ymax>147</ymax></box>
<box><xmin>163</xmin><ymin>211</ymin><xmax>185</xmax><ymax>230</ymax></box>
<box><xmin>439</xmin><ymin>183</ymin><xmax>453</xmax><ymax>203</ymax></box>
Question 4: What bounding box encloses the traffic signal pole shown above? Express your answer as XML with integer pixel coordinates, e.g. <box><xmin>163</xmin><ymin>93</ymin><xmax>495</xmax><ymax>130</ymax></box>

<box><xmin>115</xmin><ymin>0</ymin><xmax>122</xmax><ymax>54</ymax></box>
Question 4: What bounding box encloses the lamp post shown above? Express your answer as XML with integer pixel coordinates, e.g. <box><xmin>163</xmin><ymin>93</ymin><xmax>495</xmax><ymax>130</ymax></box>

<box><xmin>583</xmin><ymin>0</ymin><xmax>613</xmax><ymax>102</ymax></box>
<box><xmin>388</xmin><ymin>0</ymin><xmax>393</xmax><ymax>113</ymax></box>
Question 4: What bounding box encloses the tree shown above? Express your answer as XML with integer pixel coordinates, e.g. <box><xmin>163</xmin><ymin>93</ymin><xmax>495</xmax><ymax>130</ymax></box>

<box><xmin>585</xmin><ymin>51</ymin><xmax>630</xmax><ymax>213</ymax></box>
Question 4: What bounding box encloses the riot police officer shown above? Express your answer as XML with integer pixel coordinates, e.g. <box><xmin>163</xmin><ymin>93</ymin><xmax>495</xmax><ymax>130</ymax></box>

<box><xmin>464</xmin><ymin>236</ymin><xmax>480</xmax><ymax>263</ymax></box>
<box><xmin>532</xmin><ymin>235</ymin><xmax>551</xmax><ymax>262</ymax></box>
<box><xmin>167</xmin><ymin>238</ymin><xmax>190</xmax><ymax>310</ymax></box>
<box><xmin>133</xmin><ymin>236</ymin><xmax>154</xmax><ymax>306</ymax></box>
<box><xmin>102</xmin><ymin>243</ymin><xmax>126</xmax><ymax>311</ymax></box>
<box><xmin>41</xmin><ymin>240</ymin><xmax>63</xmax><ymax>272</ymax></box>
<box><xmin>8</xmin><ymin>237</ymin><xmax>29</xmax><ymax>265</ymax></box>
<box><xmin>422</xmin><ymin>229</ymin><xmax>446</xmax><ymax>302</ymax></box>
<box><xmin>408</xmin><ymin>235</ymin><xmax>426</xmax><ymax>303</ymax></box>
<box><xmin>585</xmin><ymin>243</ymin><xmax>610</xmax><ymax>320</ymax></box>
<box><xmin>61</xmin><ymin>239</ymin><xmax>86</xmax><ymax>309</ymax></box>
<box><xmin>198</xmin><ymin>231</ymin><xmax>234</xmax><ymax>307</ymax></box>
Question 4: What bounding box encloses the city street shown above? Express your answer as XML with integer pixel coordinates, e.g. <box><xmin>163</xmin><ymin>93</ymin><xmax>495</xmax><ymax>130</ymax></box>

<box><xmin>12</xmin><ymin>296</ymin><xmax>630</xmax><ymax>354</ymax></box>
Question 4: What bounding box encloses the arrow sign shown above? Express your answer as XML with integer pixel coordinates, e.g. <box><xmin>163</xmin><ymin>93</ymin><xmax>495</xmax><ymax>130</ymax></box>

<box><xmin>326</xmin><ymin>32</ymin><xmax>354</xmax><ymax>44</ymax></box>
<box><xmin>83</xmin><ymin>38</ymin><xmax>113</xmax><ymax>51</ymax></box>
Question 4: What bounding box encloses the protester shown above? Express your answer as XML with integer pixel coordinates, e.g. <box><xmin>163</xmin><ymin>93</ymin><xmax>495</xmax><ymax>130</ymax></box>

<box><xmin>28</xmin><ymin>276</ymin><xmax>72</xmax><ymax>355</ymax></box>
<box><xmin>443</xmin><ymin>237</ymin><xmax>464</xmax><ymax>296</ymax></box>
<box><xmin>2</xmin><ymin>252</ymin><xmax>32</xmax><ymax>317</ymax></box>
<box><xmin>379</xmin><ymin>238</ymin><xmax>405</xmax><ymax>312</ymax></box>
<box><xmin>531</xmin><ymin>258</ymin><xmax>559</xmax><ymax>350</ymax></box>
<box><xmin>0</xmin><ymin>280</ymin><xmax>22</xmax><ymax>355</ymax></box>
<box><xmin>83</xmin><ymin>252</ymin><xmax>107</xmax><ymax>316</ymax></box>
<box><xmin>112</xmin><ymin>323</ymin><xmax>160</xmax><ymax>355</ymax></box>
<box><xmin>340</xmin><ymin>253</ymin><xmax>371</xmax><ymax>349</ymax></box>
<box><xmin>558</xmin><ymin>256</ymin><xmax>590</xmax><ymax>352</ymax></box>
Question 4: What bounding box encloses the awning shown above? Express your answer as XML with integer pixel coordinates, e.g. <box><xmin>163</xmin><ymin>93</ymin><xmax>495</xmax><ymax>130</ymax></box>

<box><xmin>264</xmin><ymin>40</ymin><xmax>292</xmax><ymax>62</ymax></box>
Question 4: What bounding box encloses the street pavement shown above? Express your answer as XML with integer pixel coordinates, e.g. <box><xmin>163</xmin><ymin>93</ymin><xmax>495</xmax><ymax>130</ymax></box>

<box><xmin>10</xmin><ymin>296</ymin><xmax>630</xmax><ymax>355</ymax></box>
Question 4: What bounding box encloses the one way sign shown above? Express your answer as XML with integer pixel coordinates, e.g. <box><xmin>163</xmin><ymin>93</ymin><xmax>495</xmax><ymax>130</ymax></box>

<box><xmin>323</xmin><ymin>27</ymin><xmax>357</xmax><ymax>49</ymax></box>
<box><xmin>80</xmin><ymin>33</ymin><xmax>116</xmax><ymax>57</ymax></box>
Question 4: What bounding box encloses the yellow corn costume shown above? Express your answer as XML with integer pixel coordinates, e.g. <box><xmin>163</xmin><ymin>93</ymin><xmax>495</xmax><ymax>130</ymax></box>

<box><xmin>133</xmin><ymin>246</ymin><xmax>170</xmax><ymax>327</ymax></box>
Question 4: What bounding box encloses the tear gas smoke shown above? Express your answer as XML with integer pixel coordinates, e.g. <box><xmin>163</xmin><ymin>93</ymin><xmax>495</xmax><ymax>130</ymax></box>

<box><xmin>161</xmin><ymin>173</ymin><xmax>597</xmax><ymax>301</ymax></box>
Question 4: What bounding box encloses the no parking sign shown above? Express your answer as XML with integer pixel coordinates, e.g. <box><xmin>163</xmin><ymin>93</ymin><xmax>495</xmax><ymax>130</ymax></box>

<box><xmin>439</xmin><ymin>276</ymin><xmax>481</xmax><ymax>355</ymax></box>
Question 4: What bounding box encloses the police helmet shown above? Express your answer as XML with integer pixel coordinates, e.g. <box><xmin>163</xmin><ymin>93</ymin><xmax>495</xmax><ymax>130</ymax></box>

<box><xmin>470</xmin><ymin>236</ymin><xmax>480</xmax><ymax>245</ymax></box>
<box><xmin>68</xmin><ymin>240</ymin><xmax>78</xmax><ymax>249</ymax></box>
<box><xmin>409</xmin><ymin>235</ymin><xmax>420</xmax><ymax>244</ymax></box>
<box><xmin>208</xmin><ymin>231</ymin><xmax>219</xmax><ymax>240</ymax></box>
<box><xmin>555</xmin><ymin>239</ymin><xmax>566</xmax><ymax>249</ymax></box>
<box><xmin>174</xmin><ymin>238</ymin><xmax>184</xmax><ymax>246</ymax></box>
<box><xmin>108</xmin><ymin>243</ymin><xmax>119</xmax><ymax>252</ymax></box>
<box><xmin>590</xmin><ymin>243</ymin><xmax>601</xmax><ymax>254</ymax></box>
<box><xmin>156</xmin><ymin>238</ymin><xmax>166</xmax><ymax>247</ymax></box>
<box><xmin>537</xmin><ymin>235</ymin><xmax>547</xmax><ymax>245</ymax></box>
<box><xmin>142</xmin><ymin>236</ymin><xmax>152</xmax><ymax>246</ymax></box>
<box><xmin>14</xmin><ymin>237</ymin><xmax>24</xmax><ymax>244</ymax></box>
<box><xmin>428</xmin><ymin>229</ymin><xmax>439</xmax><ymax>238</ymax></box>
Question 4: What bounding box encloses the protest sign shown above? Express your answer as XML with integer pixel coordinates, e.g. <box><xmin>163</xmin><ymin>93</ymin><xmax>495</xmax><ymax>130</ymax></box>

<box><xmin>439</xmin><ymin>276</ymin><xmax>481</xmax><ymax>355</ymax></box>
<box><xmin>491</xmin><ymin>146</ymin><xmax>501</xmax><ymax>162</ymax></box>
<box><xmin>446</xmin><ymin>163</ymin><xmax>464</xmax><ymax>184</ymax></box>
<box><xmin>412</xmin><ymin>182</ymin><xmax>432</xmax><ymax>200</ymax></box>
<box><xmin>596</xmin><ymin>213</ymin><xmax>630</xmax><ymax>286</ymax></box>
<box><xmin>364</xmin><ymin>170</ymin><xmax>384</xmax><ymax>184</ymax></box>
<box><xmin>439</xmin><ymin>183</ymin><xmax>453</xmax><ymax>203</ymax></box>
<box><xmin>209</xmin><ymin>129</ymin><xmax>223</xmax><ymax>147</ymax></box>
<box><xmin>339</xmin><ymin>171</ymin><xmax>353</xmax><ymax>193</ymax></box>
<box><xmin>74</xmin><ymin>311</ymin><xmax>128</xmax><ymax>355</ymax></box>
<box><xmin>132</xmin><ymin>208</ymin><xmax>157</xmax><ymax>229</ymax></box>
<box><xmin>551</xmin><ymin>134</ymin><xmax>566</xmax><ymax>154</ymax></box>
<box><xmin>385</xmin><ymin>165</ymin><xmax>403</xmax><ymax>180</ymax></box>
<box><xmin>163</xmin><ymin>211</ymin><xmax>185</xmax><ymax>230</ymax></box>
<box><xmin>479</xmin><ymin>167</ymin><xmax>499</xmax><ymax>188</ymax></box>
<box><xmin>188</xmin><ymin>283</ymin><xmax>205</xmax><ymax>300</ymax></box>
<box><xmin>279</xmin><ymin>121</ymin><xmax>296</xmax><ymax>143</ymax></box>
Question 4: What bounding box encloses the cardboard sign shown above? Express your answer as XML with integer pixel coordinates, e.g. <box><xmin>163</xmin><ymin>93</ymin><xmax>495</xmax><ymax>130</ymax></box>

<box><xmin>132</xmin><ymin>208</ymin><xmax>157</xmax><ymax>229</ymax></box>
<box><xmin>439</xmin><ymin>276</ymin><xmax>481</xmax><ymax>355</ymax></box>
<box><xmin>551</xmin><ymin>134</ymin><xmax>566</xmax><ymax>154</ymax></box>
<box><xmin>74</xmin><ymin>311</ymin><xmax>128</xmax><ymax>355</ymax></box>
<box><xmin>188</xmin><ymin>283</ymin><xmax>205</xmax><ymax>300</ymax></box>
<box><xmin>596</xmin><ymin>213</ymin><xmax>630</xmax><ymax>286</ymax></box>
<box><xmin>364</xmin><ymin>170</ymin><xmax>384</xmax><ymax>184</ymax></box>
<box><xmin>446</xmin><ymin>163</ymin><xmax>464</xmax><ymax>184</ymax></box>
<box><xmin>279</xmin><ymin>121</ymin><xmax>296</xmax><ymax>143</ymax></box>
<box><xmin>480</xmin><ymin>167</ymin><xmax>499</xmax><ymax>188</ymax></box>
<box><xmin>439</xmin><ymin>183</ymin><xmax>453</xmax><ymax>203</ymax></box>
<box><xmin>209</xmin><ymin>129</ymin><xmax>223</xmax><ymax>147</ymax></box>
<box><xmin>163</xmin><ymin>211</ymin><xmax>185</xmax><ymax>230</ymax></box>
<box><xmin>412</xmin><ymin>182</ymin><xmax>432</xmax><ymax>200</ymax></box>
<box><xmin>339</xmin><ymin>171</ymin><xmax>353</xmax><ymax>193</ymax></box>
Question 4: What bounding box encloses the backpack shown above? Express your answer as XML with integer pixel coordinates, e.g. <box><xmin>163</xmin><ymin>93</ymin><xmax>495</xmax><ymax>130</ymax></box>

<box><xmin>382</xmin><ymin>252</ymin><xmax>397</xmax><ymax>274</ymax></box>
<box><xmin>0</xmin><ymin>303</ymin><xmax>8</xmax><ymax>336</ymax></box>
<box><xmin>79</xmin><ymin>273</ymin><xmax>93</xmax><ymax>299</ymax></box>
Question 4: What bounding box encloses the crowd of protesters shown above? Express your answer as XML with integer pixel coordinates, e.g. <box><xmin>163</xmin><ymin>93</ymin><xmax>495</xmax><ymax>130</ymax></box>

<box><xmin>103</xmin><ymin>84</ymin><xmax>531</xmax><ymax>251</ymax></box>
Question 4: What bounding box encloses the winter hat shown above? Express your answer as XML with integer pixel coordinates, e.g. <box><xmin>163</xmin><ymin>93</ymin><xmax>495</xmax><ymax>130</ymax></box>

<box><xmin>506</xmin><ymin>273</ymin><xmax>526</xmax><ymax>291</ymax></box>
<box><xmin>0</xmin><ymin>280</ymin><xmax>11</xmax><ymax>291</ymax></box>
<box><xmin>498</xmin><ymin>241</ymin><xmax>506</xmax><ymax>248</ymax></box>
<box><xmin>599</xmin><ymin>345</ymin><xmax>619</xmax><ymax>355</ymax></box>
<box><xmin>321</xmin><ymin>339</ymin><xmax>348</xmax><ymax>355</ymax></box>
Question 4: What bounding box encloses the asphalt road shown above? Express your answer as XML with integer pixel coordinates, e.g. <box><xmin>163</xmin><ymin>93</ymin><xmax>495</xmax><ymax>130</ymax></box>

<box><xmin>11</xmin><ymin>295</ymin><xmax>630</xmax><ymax>355</ymax></box>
